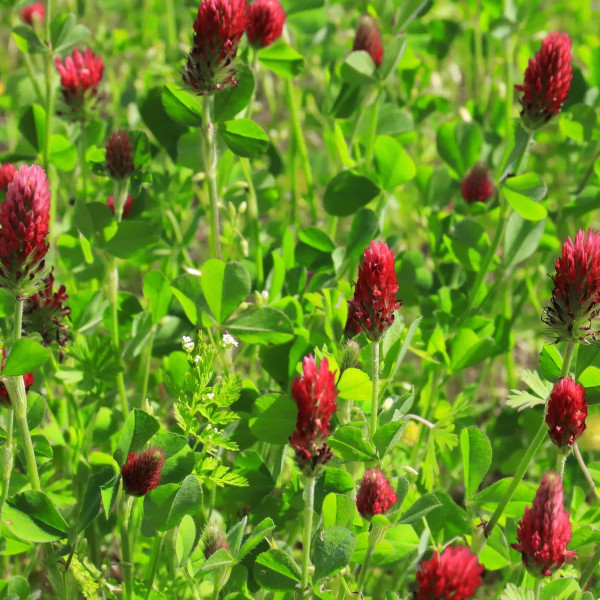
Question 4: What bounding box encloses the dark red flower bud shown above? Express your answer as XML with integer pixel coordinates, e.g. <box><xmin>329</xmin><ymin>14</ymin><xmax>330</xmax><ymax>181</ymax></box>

<box><xmin>107</xmin><ymin>194</ymin><xmax>134</xmax><ymax>218</ymax></box>
<box><xmin>0</xmin><ymin>347</ymin><xmax>34</xmax><ymax>406</ymax></box>
<box><xmin>24</xmin><ymin>273</ymin><xmax>70</xmax><ymax>353</ymax></box>
<box><xmin>542</xmin><ymin>229</ymin><xmax>600</xmax><ymax>343</ymax></box>
<box><xmin>512</xmin><ymin>472</ymin><xmax>576</xmax><ymax>576</ymax></box>
<box><xmin>183</xmin><ymin>0</ymin><xmax>248</xmax><ymax>95</ymax></box>
<box><xmin>121</xmin><ymin>448</ymin><xmax>165</xmax><ymax>497</ymax></box>
<box><xmin>546</xmin><ymin>378</ymin><xmax>587</xmax><ymax>449</ymax></box>
<box><xmin>21</xmin><ymin>2</ymin><xmax>45</xmax><ymax>25</ymax></box>
<box><xmin>461</xmin><ymin>162</ymin><xmax>494</xmax><ymax>204</ymax></box>
<box><xmin>247</xmin><ymin>0</ymin><xmax>286</xmax><ymax>48</ymax></box>
<box><xmin>0</xmin><ymin>163</ymin><xmax>17</xmax><ymax>191</ymax></box>
<box><xmin>346</xmin><ymin>241</ymin><xmax>401</xmax><ymax>341</ymax></box>
<box><xmin>356</xmin><ymin>468</ymin><xmax>397</xmax><ymax>518</ymax></box>
<box><xmin>515</xmin><ymin>32</ymin><xmax>572</xmax><ymax>130</ymax></box>
<box><xmin>202</xmin><ymin>525</ymin><xmax>229</xmax><ymax>559</ymax></box>
<box><xmin>416</xmin><ymin>545</ymin><xmax>483</xmax><ymax>600</ymax></box>
<box><xmin>55</xmin><ymin>48</ymin><xmax>104</xmax><ymax>111</ymax></box>
<box><xmin>105</xmin><ymin>132</ymin><xmax>135</xmax><ymax>180</ymax></box>
<box><xmin>0</xmin><ymin>164</ymin><xmax>51</xmax><ymax>294</ymax></box>
<box><xmin>289</xmin><ymin>355</ymin><xmax>338</xmax><ymax>475</ymax></box>
<box><xmin>352</xmin><ymin>14</ymin><xmax>383</xmax><ymax>68</ymax></box>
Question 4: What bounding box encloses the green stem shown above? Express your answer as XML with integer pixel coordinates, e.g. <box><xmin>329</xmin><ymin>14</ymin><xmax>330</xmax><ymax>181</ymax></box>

<box><xmin>368</xmin><ymin>340</ymin><xmax>380</xmax><ymax>442</ymax></box>
<box><xmin>202</xmin><ymin>96</ymin><xmax>221</xmax><ymax>259</ymax></box>
<box><xmin>574</xmin><ymin>443</ymin><xmax>600</xmax><ymax>503</ymax></box>
<box><xmin>356</xmin><ymin>546</ymin><xmax>374</xmax><ymax>596</ymax></box>
<box><xmin>557</xmin><ymin>452</ymin><xmax>567</xmax><ymax>480</ymax></box>
<box><xmin>0</xmin><ymin>410</ymin><xmax>14</xmax><ymax>516</ymax></box>
<box><xmin>534</xmin><ymin>579</ymin><xmax>543</xmax><ymax>600</ymax></box>
<box><xmin>108</xmin><ymin>257</ymin><xmax>128</xmax><ymax>416</ymax></box>
<box><xmin>144</xmin><ymin>532</ymin><xmax>164</xmax><ymax>599</ymax></box>
<box><xmin>364</xmin><ymin>87</ymin><xmax>382</xmax><ymax>171</ymax></box>
<box><xmin>301</xmin><ymin>476</ymin><xmax>315</xmax><ymax>598</ymax></box>
<box><xmin>184</xmin><ymin>568</ymin><xmax>202</xmax><ymax>600</ymax></box>
<box><xmin>239</xmin><ymin>157</ymin><xmax>263</xmax><ymax>288</ymax></box>
<box><xmin>22</xmin><ymin>54</ymin><xmax>45</xmax><ymax>105</ymax></box>
<box><xmin>79</xmin><ymin>123</ymin><xmax>88</xmax><ymax>202</ymax></box>
<box><xmin>580</xmin><ymin>545</ymin><xmax>600</xmax><ymax>589</ymax></box>
<box><xmin>285</xmin><ymin>79</ymin><xmax>316</xmax><ymax>221</ymax></box>
<box><xmin>43</xmin><ymin>0</ymin><xmax>53</xmax><ymax>174</ymax></box>
<box><xmin>119</xmin><ymin>495</ymin><xmax>134</xmax><ymax>600</ymax></box>
<box><xmin>164</xmin><ymin>0</ymin><xmax>177</xmax><ymax>55</ymax></box>
<box><xmin>138</xmin><ymin>327</ymin><xmax>156</xmax><ymax>410</ymax></box>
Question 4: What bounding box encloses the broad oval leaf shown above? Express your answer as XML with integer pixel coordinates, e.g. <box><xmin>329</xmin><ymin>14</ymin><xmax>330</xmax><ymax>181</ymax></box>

<box><xmin>323</xmin><ymin>171</ymin><xmax>380</xmax><ymax>217</ymax></box>
<box><xmin>220</xmin><ymin>119</ymin><xmax>270</xmax><ymax>158</ymax></box>
<box><xmin>253</xmin><ymin>549</ymin><xmax>301</xmax><ymax>590</ymax></box>
<box><xmin>2</xmin><ymin>338</ymin><xmax>50</xmax><ymax>376</ymax></box>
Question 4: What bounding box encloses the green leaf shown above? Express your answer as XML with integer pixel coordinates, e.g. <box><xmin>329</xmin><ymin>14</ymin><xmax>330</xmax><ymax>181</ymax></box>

<box><xmin>258</xmin><ymin>42</ymin><xmax>304</xmax><ymax>79</ymax></box>
<box><xmin>12</xmin><ymin>26</ymin><xmax>45</xmax><ymax>54</ymax></box>
<box><xmin>4</xmin><ymin>575</ymin><xmax>29</xmax><ymax>600</ymax></box>
<box><xmin>539</xmin><ymin>578</ymin><xmax>581</xmax><ymax>600</ymax></box>
<box><xmin>238</xmin><ymin>517</ymin><xmax>275</xmax><ymax>560</ymax></box>
<box><xmin>51</xmin><ymin>13</ymin><xmax>90</xmax><ymax>53</ymax></box>
<box><xmin>253</xmin><ymin>549</ymin><xmax>301</xmax><ymax>590</ymax></box>
<box><xmin>374</xmin><ymin>420</ymin><xmax>407</xmax><ymax>459</ymax></box>
<box><xmin>397</xmin><ymin>493</ymin><xmax>441</xmax><ymax>524</ymax></box>
<box><xmin>220</xmin><ymin>119</ymin><xmax>270</xmax><ymax>158</ymax></box>
<box><xmin>450</xmin><ymin>328</ymin><xmax>495</xmax><ymax>371</ymax></box>
<box><xmin>249</xmin><ymin>394</ymin><xmax>296</xmax><ymax>445</ymax></box>
<box><xmin>2</xmin><ymin>339</ymin><xmax>50</xmax><ymax>376</ymax></box>
<box><xmin>297</xmin><ymin>227</ymin><xmax>335</xmax><ymax>253</ymax></box>
<box><xmin>49</xmin><ymin>134</ymin><xmax>77</xmax><ymax>171</ymax></box>
<box><xmin>502</xmin><ymin>187</ymin><xmax>547</xmax><ymax>221</ymax></box>
<box><xmin>374</xmin><ymin>135</ymin><xmax>416</xmax><ymax>190</ymax></box>
<box><xmin>460</xmin><ymin>428</ymin><xmax>492</xmax><ymax>500</ymax></box>
<box><xmin>114</xmin><ymin>409</ymin><xmax>161</xmax><ymax>465</ymax></box>
<box><xmin>104</xmin><ymin>220</ymin><xmax>159</xmax><ymax>258</ymax></box>
<box><xmin>4</xmin><ymin>492</ymin><xmax>68</xmax><ymax>542</ymax></box>
<box><xmin>226</xmin><ymin>307</ymin><xmax>294</xmax><ymax>345</ymax></box>
<box><xmin>322</xmin><ymin>493</ymin><xmax>359</xmax><ymax>529</ymax></box>
<box><xmin>144</xmin><ymin>475</ymin><xmax>203</xmax><ymax>532</ymax></box>
<box><xmin>472</xmin><ymin>477</ymin><xmax>536</xmax><ymax>518</ymax></box>
<box><xmin>323</xmin><ymin>171</ymin><xmax>380</xmax><ymax>217</ymax></box>
<box><xmin>503</xmin><ymin>173</ymin><xmax>548</xmax><ymax>201</ymax></box>
<box><xmin>161</xmin><ymin>84</ymin><xmax>204</xmax><ymax>127</ymax></box>
<box><xmin>345</xmin><ymin>208</ymin><xmax>379</xmax><ymax>259</ymax></box>
<box><xmin>201</xmin><ymin>259</ymin><xmax>251</xmax><ymax>325</ymax></box>
<box><xmin>380</xmin><ymin>35</ymin><xmax>407</xmax><ymax>80</ymax></box>
<box><xmin>340</xmin><ymin>51</ymin><xmax>377</xmax><ymax>86</ymax></box>
<box><xmin>143</xmin><ymin>271</ymin><xmax>173</xmax><ymax>325</ymax></box>
<box><xmin>337</xmin><ymin>368</ymin><xmax>372</xmax><ymax>402</ymax></box>
<box><xmin>213</xmin><ymin>65</ymin><xmax>255</xmax><ymax>122</ymax></box>
<box><xmin>18</xmin><ymin>104</ymin><xmax>46</xmax><ymax>152</ymax></box>
<box><xmin>199</xmin><ymin>547</ymin><xmax>235</xmax><ymax>571</ymax></box>
<box><xmin>176</xmin><ymin>514</ymin><xmax>196</xmax><ymax>566</ymax></box>
<box><xmin>503</xmin><ymin>213</ymin><xmax>545</xmax><ymax>267</ymax></box>
<box><xmin>329</xmin><ymin>425</ymin><xmax>378</xmax><ymax>462</ymax></box>
<box><xmin>26</xmin><ymin>393</ymin><xmax>45</xmax><ymax>431</ymax></box>
<box><xmin>436</xmin><ymin>120</ymin><xmax>483</xmax><ymax>178</ymax></box>
<box><xmin>313</xmin><ymin>526</ymin><xmax>356</xmax><ymax>581</ymax></box>
<box><xmin>75</xmin><ymin>466</ymin><xmax>118</xmax><ymax>534</ymax></box>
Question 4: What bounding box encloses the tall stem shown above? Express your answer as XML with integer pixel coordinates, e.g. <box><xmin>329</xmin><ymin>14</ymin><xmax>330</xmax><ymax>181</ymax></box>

<box><xmin>202</xmin><ymin>96</ymin><xmax>221</xmax><ymax>259</ymax></box>
<box><xmin>301</xmin><ymin>476</ymin><xmax>315</xmax><ymax>598</ymax></box>
<box><xmin>119</xmin><ymin>495</ymin><xmax>134</xmax><ymax>600</ymax></box>
<box><xmin>356</xmin><ymin>546</ymin><xmax>374</xmax><ymax>596</ymax></box>
<box><xmin>78</xmin><ymin>123</ymin><xmax>88</xmax><ymax>202</ymax></box>
<box><xmin>557</xmin><ymin>452</ymin><xmax>567</xmax><ymax>480</ymax></box>
<box><xmin>364</xmin><ymin>87</ymin><xmax>382</xmax><ymax>172</ymax></box>
<box><xmin>144</xmin><ymin>532</ymin><xmax>163</xmax><ymax>599</ymax></box>
<box><xmin>574</xmin><ymin>443</ymin><xmax>600</xmax><ymax>503</ymax></box>
<box><xmin>0</xmin><ymin>410</ymin><xmax>14</xmax><ymax>516</ymax></box>
<box><xmin>580</xmin><ymin>545</ymin><xmax>600</xmax><ymax>589</ymax></box>
<box><xmin>473</xmin><ymin>341</ymin><xmax>576</xmax><ymax>554</ymax></box>
<box><xmin>138</xmin><ymin>327</ymin><xmax>156</xmax><ymax>410</ymax></box>
<box><xmin>239</xmin><ymin>157</ymin><xmax>263</xmax><ymax>288</ymax></box>
<box><xmin>368</xmin><ymin>340</ymin><xmax>380</xmax><ymax>442</ymax></box>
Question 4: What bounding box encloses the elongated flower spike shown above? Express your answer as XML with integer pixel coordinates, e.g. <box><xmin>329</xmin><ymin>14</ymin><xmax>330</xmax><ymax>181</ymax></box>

<box><xmin>0</xmin><ymin>163</ymin><xmax>17</xmax><ymax>192</ymax></box>
<box><xmin>247</xmin><ymin>0</ymin><xmax>286</xmax><ymax>48</ymax></box>
<box><xmin>461</xmin><ymin>162</ymin><xmax>494</xmax><ymax>204</ymax></box>
<box><xmin>356</xmin><ymin>468</ymin><xmax>397</xmax><ymax>518</ymax></box>
<box><xmin>55</xmin><ymin>48</ymin><xmax>104</xmax><ymax>115</ymax></box>
<box><xmin>512</xmin><ymin>472</ymin><xmax>576</xmax><ymax>576</ymax></box>
<box><xmin>353</xmin><ymin>14</ymin><xmax>384</xmax><ymax>68</ymax></box>
<box><xmin>416</xmin><ymin>545</ymin><xmax>483</xmax><ymax>600</ymax></box>
<box><xmin>289</xmin><ymin>355</ymin><xmax>338</xmax><ymax>475</ymax></box>
<box><xmin>0</xmin><ymin>164</ymin><xmax>51</xmax><ymax>297</ymax></box>
<box><xmin>346</xmin><ymin>241</ymin><xmax>402</xmax><ymax>341</ymax></box>
<box><xmin>546</xmin><ymin>377</ymin><xmax>587</xmax><ymax>449</ymax></box>
<box><xmin>21</xmin><ymin>2</ymin><xmax>45</xmax><ymax>25</ymax></box>
<box><xmin>515</xmin><ymin>31</ymin><xmax>572</xmax><ymax>130</ymax></box>
<box><xmin>105</xmin><ymin>131</ymin><xmax>135</xmax><ymax>180</ymax></box>
<box><xmin>0</xmin><ymin>347</ymin><xmax>34</xmax><ymax>406</ymax></box>
<box><xmin>541</xmin><ymin>229</ymin><xmax>600</xmax><ymax>344</ymax></box>
<box><xmin>121</xmin><ymin>448</ymin><xmax>166</xmax><ymax>496</ymax></box>
<box><xmin>183</xmin><ymin>0</ymin><xmax>248</xmax><ymax>95</ymax></box>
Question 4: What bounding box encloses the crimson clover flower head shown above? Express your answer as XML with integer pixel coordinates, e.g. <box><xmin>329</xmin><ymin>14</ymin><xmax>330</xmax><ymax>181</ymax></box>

<box><xmin>183</xmin><ymin>0</ymin><xmax>248</xmax><ymax>95</ymax></box>
<box><xmin>289</xmin><ymin>354</ymin><xmax>338</xmax><ymax>475</ymax></box>
<box><xmin>105</xmin><ymin>132</ymin><xmax>135</xmax><ymax>180</ymax></box>
<box><xmin>546</xmin><ymin>377</ymin><xmax>587</xmax><ymax>449</ymax></box>
<box><xmin>247</xmin><ymin>0</ymin><xmax>286</xmax><ymax>48</ymax></box>
<box><xmin>512</xmin><ymin>472</ymin><xmax>576</xmax><ymax>576</ymax></box>
<box><xmin>416</xmin><ymin>545</ymin><xmax>483</xmax><ymax>600</ymax></box>
<box><xmin>0</xmin><ymin>163</ymin><xmax>17</xmax><ymax>191</ymax></box>
<box><xmin>107</xmin><ymin>194</ymin><xmax>134</xmax><ymax>218</ymax></box>
<box><xmin>21</xmin><ymin>2</ymin><xmax>45</xmax><ymax>25</ymax></box>
<box><xmin>353</xmin><ymin>14</ymin><xmax>383</xmax><ymax>68</ymax></box>
<box><xmin>24</xmin><ymin>273</ymin><xmax>70</xmax><ymax>354</ymax></box>
<box><xmin>55</xmin><ymin>48</ymin><xmax>104</xmax><ymax>114</ymax></box>
<box><xmin>0</xmin><ymin>346</ymin><xmax>34</xmax><ymax>406</ymax></box>
<box><xmin>121</xmin><ymin>448</ymin><xmax>166</xmax><ymax>496</ymax></box>
<box><xmin>0</xmin><ymin>164</ymin><xmax>51</xmax><ymax>296</ymax></box>
<box><xmin>202</xmin><ymin>525</ymin><xmax>229</xmax><ymax>559</ymax></box>
<box><xmin>356</xmin><ymin>468</ymin><xmax>397</xmax><ymax>518</ymax></box>
<box><xmin>461</xmin><ymin>162</ymin><xmax>494</xmax><ymax>204</ymax></box>
<box><xmin>515</xmin><ymin>31</ymin><xmax>572</xmax><ymax>130</ymax></box>
<box><xmin>542</xmin><ymin>229</ymin><xmax>600</xmax><ymax>343</ymax></box>
<box><xmin>346</xmin><ymin>241</ymin><xmax>402</xmax><ymax>341</ymax></box>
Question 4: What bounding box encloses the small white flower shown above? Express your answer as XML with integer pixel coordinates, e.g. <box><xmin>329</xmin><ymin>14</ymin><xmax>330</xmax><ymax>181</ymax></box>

<box><xmin>261</xmin><ymin>290</ymin><xmax>269</xmax><ymax>300</ymax></box>
<box><xmin>207</xmin><ymin>393</ymin><xmax>215</xmax><ymax>400</ymax></box>
<box><xmin>381</xmin><ymin>397</ymin><xmax>394</xmax><ymax>412</ymax></box>
<box><xmin>194</xmin><ymin>355</ymin><xmax>202</xmax><ymax>364</ymax></box>
<box><xmin>222</xmin><ymin>333</ymin><xmax>238</xmax><ymax>348</ymax></box>
<box><xmin>182</xmin><ymin>336</ymin><xmax>195</xmax><ymax>352</ymax></box>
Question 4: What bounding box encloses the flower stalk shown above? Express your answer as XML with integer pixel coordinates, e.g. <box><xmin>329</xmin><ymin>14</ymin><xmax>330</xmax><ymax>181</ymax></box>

<box><xmin>301</xmin><ymin>475</ymin><xmax>315</xmax><ymax>597</ymax></box>
<box><xmin>202</xmin><ymin>97</ymin><xmax>221</xmax><ymax>259</ymax></box>
<box><xmin>369</xmin><ymin>340</ymin><xmax>380</xmax><ymax>442</ymax></box>
<box><xmin>119</xmin><ymin>494</ymin><xmax>134</xmax><ymax>600</ymax></box>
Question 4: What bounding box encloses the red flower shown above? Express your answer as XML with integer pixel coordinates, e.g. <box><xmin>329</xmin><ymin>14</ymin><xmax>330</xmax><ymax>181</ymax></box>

<box><xmin>0</xmin><ymin>163</ymin><xmax>17</xmax><ymax>191</ymax></box>
<box><xmin>546</xmin><ymin>378</ymin><xmax>587</xmax><ymax>449</ymax></box>
<box><xmin>24</xmin><ymin>273</ymin><xmax>70</xmax><ymax>352</ymax></box>
<box><xmin>183</xmin><ymin>0</ymin><xmax>248</xmax><ymax>94</ymax></box>
<box><xmin>21</xmin><ymin>2</ymin><xmax>45</xmax><ymax>25</ymax></box>
<box><xmin>542</xmin><ymin>229</ymin><xmax>600</xmax><ymax>343</ymax></box>
<box><xmin>0</xmin><ymin>164</ymin><xmax>50</xmax><ymax>293</ymax></box>
<box><xmin>247</xmin><ymin>0</ymin><xmax>286</xmax><ymax>48</ymax></box>
<box><xmin>121</xmin><ymin>448</ymin><xmax>166</xmax><ymax>497</ymax></box>
<box><xmin>107</xmin><ymin>194</ymin><xmax>134</xmax><ymax>218</ymax></box>
<box><xmin>55</xmin><ymin>48</ymin><xmax>104</xmax><ymax>111</ymax></box>
<box><xmin>356</xmin><ymin>468</ymin><xmax>397</xmax><ymax>518</ymax></box>
<box><xmin>202</xmin><ymin>525</ymin><xmax>229</xmax><ymax>559</ymax></box>
<box><xmin>353</xmin><ymin>14</ymin><xmax>383</xmax><ymax>68</ymax></box>
<box><xmin>289</xmin><ymin>355</ymin><xmax>338</xmax><ymax>475</ymax></box>
<box><xmin>461</xmin><ymin>162</ymin><xmax>494</xmax><ymax>204</ymax></box>
<box><xmin>346</xmin><ymin>241</ymin><xmax>401</xmax><ymax>341</ymax></box>
<box><xmin>515</xmin><ymin>32</ymin><xmax>572</xmax><ymax>130</ymax></box>
<box><xmin>416</xmin><ymin>545</ymin><xmax>483</xmax><ymax>600</ymax></box>
<box><xmin>0</xmin><ymin>347</ymin><xmax>34</xmax><ymax>406</ymax></box>
<box><xmin>105</xmin><ymin>132</ymin><xmax>135</xmax><ymax>180</ymax></box>
<box><xmin>512</xmin><ymin>472</ymin><xmax>576</xmax><ymax>576</ymax></box>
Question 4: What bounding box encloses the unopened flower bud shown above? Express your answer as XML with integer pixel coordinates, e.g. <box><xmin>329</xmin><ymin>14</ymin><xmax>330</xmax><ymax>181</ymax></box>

<box><xmin>121</xmin><ymin>448</ymin><xmax>165</xmax><ymax>497</ymax></box>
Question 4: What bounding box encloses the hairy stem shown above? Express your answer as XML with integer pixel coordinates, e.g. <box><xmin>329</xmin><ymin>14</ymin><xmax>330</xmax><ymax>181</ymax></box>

<box><xmin>301</xmin><ymin>476</ymin><xmax>315</xmax><ymax>597</ymax></box>
<box><xmin>368</xmin><ymin>340</ymin><xmax>380</xmax><ymax>442</ymax></box>
<box><xmin>202</xmin><ymin>96</ymin><xmax>221</xmax><ymax>259</ymax></box>
<box><xmin>119</xmin><ymin>495</ymin><xmax>134</xmax><ymax>600</ymax></box>
<box><xmin>144</xmin><ymin>532</ymin><xmax>164</xmax><ymax>599</ymax></box>
<box><xmin>240</xmin><ymin>157</ymin><xmax>263</xmax><ymax>288</ymax></box>
<box><xmin>574</xmin><ymin>443</ymin><xmax>600</xmax><ymax>503</ymax></box>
